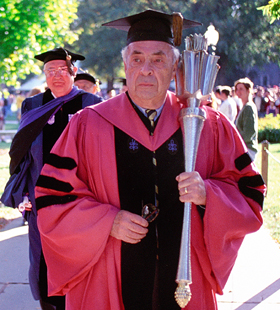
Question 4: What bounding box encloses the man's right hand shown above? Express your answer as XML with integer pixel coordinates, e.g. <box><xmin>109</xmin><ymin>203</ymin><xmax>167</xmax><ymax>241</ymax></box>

<box><xmin>110</xmin><ymin>210</ymin><xmax>149</xmax><ymax>244</ymax></box>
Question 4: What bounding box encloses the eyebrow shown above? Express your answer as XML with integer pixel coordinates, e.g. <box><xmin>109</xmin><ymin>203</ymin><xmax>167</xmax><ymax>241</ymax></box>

<box><xmin>44</xmin><ymin>65</ymin><xmax>68</xmax><ymax>70</ymax></box>
<box><xmin>131</xmin><ymin>50</ymin><xmax>167</xmax><ymax>56</ymax></box>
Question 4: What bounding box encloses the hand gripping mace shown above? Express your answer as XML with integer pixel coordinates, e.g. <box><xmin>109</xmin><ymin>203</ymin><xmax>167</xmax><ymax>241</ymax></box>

<box><xmin>174</xmin><ymin>34</ymin><xmax>220</xmax><ymax>308</ymax></box>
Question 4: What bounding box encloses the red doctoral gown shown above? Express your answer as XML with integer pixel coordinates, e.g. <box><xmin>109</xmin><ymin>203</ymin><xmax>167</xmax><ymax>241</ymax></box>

<box><xmin>35</xmin><ymin>91</ymin><xmax>265</xmax><ymax>309</ymax></box>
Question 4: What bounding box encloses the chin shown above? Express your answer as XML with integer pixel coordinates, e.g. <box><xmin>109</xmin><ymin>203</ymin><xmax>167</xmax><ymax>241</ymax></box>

<box><xmin>53</xmin><ymin>90</ymin><xmax>69</xmax><ymax>97</ymax></box>
<box><xmin>136</xmin><ymin>89</ymin><xmax>157</xmax><ymax>99</ymax></box>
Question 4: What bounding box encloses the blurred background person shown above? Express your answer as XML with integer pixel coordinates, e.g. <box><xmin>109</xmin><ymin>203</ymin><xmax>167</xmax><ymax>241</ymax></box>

<box><xmin>15</xmin><ymin>91</ymin><xmax>26</xmax><ymax>121</ymax></box>
<box><xmin>263</xmin><ymin>88</ymin><xmax>275</xmax><ymax>112</ymax></box>
<box><xmin>106</xmin><ymin>88</ymin><xmax>116</xmax><ymax>99</ymax></box>
<box><xmin>266</xmin><ymin>98</ymin><xmax>277</xmax><ymax>116</ymax></box>
<box><xmin>234</xmin><ymin>77</ymin><xmax>258</xmax><ymax>161</ymax></box>
<box><xmin>200</xmin><ymin>91</ymin><xmax>218</xmax><ymax>110</ymax></box>
<box><xmin>119</xmin><ymin>78</ymin><xmax>128</xmax><ymax>94</ymax></box>
<box><xmin>275</xmin><ymin>90</ymin><xmax>280</xmax><ymax>114</ymax></box>
<box><xmin>2</xmin><ymin>89</ymin><xmax>12</xmax><ymax>117</ymax></box>
<box><xmin>231</xmin><ymin>86</ymin><xmax>243</xmax><ymax>118</ymax></box>
<box><xmin>27</xmin><ymin>86</ymin><xmax>43</xmax><ymax>97</ymax></box>
<box><xmin>253</xmin><ymin>86</ymin><xmax>266</xmax><ymax>118</ymax></box>
<box><xmin>214</xmin><ymin>85</ymin><xmax>222</xmax><ymax>109</ymax></box>
<box><xmin>218</xmin><ymin>85</ymin><xmax>237</xmax><ymax>123</ymax></box>
<box><xmin>74</xmin><ymin>72</ymin><xmax>103</xmax><ymax>103</ymax></box>
<box><xmin>0</xmin><ymin>97</ymin><xmax>4</xmax><ymax>130</ymax></box>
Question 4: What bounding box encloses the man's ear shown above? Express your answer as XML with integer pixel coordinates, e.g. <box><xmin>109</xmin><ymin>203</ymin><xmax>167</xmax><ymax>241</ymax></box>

<box><xmin>123</xmin><ymin>60</ymin><xmax>128</xmax><ymax>72</ymax></box>
<box><xmin>72</xmin><ymin>66</ymin><xmax>78</xmax><ymax>77</ymax></box>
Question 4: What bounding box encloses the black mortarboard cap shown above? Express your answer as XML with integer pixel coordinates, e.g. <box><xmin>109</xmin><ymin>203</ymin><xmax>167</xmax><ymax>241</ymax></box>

<box><xmin>102</xmin><ymin>9</ymin><xmax>201</xmax><ymax>46</ymax></box>
<box><xmin>75</xmin><ymin>73</ymin><xmax>96</xmax><ymax>84</ymax></box>
<box><xmin>35</xmin><ymin>47</ymin><xmax>85</xmax><ymax>64</ymax></box>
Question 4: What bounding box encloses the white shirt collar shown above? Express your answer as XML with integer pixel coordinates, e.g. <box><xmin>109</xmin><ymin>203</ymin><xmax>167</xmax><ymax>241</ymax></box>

<box><xmin>134</xmin><ymin>103</ymin><xmax>164</xmax><ymax>121</ymax></box>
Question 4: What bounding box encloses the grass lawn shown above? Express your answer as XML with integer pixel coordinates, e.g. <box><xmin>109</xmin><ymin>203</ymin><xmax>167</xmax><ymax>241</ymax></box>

<box><xmin>255</xmin><ymin>142</ymin><xmax>280</xmax><ymax>243</ymax></box>
<box><xmin>1</xmin><ymin>141</ymin><xmax>280</xmax><ymax>243</ymax></box>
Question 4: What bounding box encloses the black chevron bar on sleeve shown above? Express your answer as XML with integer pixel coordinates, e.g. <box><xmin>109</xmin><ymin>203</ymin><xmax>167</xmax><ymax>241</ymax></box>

<box><xmin>238</xmin><ymin>174</ymin><xmax>265</xmax><ymax>208</ymax></box>
<box><xmin>36</xmin><ymin>194</ymin><xmax>78</xmax><ymax>210</ymax></box>
<box><xmin>36</xmin><ymin>175</ymin><xmax>74</xmax><ymax>193</ymax></box>
<box><xmin>46</xmin><ymin>153</ymin><xmax>77</xmax><ymax>170</ymax></box>
<box><xmin>235</xmin><ymin>153</ymin><xmax>252</xmax><ymax>171</ymax></box>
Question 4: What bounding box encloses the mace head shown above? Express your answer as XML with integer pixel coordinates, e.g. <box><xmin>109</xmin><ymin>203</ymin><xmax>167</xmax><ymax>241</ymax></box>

<box><xmin>185</xmin><ymin>33</ymin><xmax>208</xmax><ymax>52</ymax></box>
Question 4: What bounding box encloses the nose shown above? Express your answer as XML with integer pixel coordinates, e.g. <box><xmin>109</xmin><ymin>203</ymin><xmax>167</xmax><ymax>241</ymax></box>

<box><xmin>140</xmin><ymin>60</ymin><xmax>153</xmax><ymax>76</ymax></box>
<box><xmin>54</xmin><ymin>68</ymin><xmax>63</xmax><ymax>77</ymax></box>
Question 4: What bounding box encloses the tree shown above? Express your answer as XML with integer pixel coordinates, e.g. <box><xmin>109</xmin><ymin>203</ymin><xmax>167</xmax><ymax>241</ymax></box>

<box><xmin>0</xmin><ymin>0</ymin><xmax>80</xmax><ymax>86</ymax></box>
<box><xmin>186</xmin><ymin>0</ymin><xmax>280</xmax><ymax>85</ymax></box>
<box><xmin>72</xmin><ymin>0</ymin><xmax>280</xmax><ymax>87</ymax></box>
<box><xmin>258</xmin><ymin>0</ymin><xmax>280</xmax><ymax>23</ymax></box>
<box><xmin>72</xmin><ymin>0</ymin><xmax>195</xmax><ymax>89</ymax></box>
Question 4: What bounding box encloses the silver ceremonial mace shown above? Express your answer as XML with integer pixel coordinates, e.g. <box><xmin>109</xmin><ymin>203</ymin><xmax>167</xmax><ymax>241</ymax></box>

<box><xmin>174</xmin><ymin>34</ymin><xmax>220</xmax><ymax>308</ymax></box>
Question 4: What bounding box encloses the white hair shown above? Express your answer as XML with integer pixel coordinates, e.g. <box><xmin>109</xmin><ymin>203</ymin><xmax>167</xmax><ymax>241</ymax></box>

<box><xmin>121</xmin><ymin>44</ymin><xmax>180</xmax><ymax>65</ymax></box>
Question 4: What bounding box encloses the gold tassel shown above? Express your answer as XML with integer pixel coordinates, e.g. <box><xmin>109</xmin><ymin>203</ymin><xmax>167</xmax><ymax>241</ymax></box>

<box><xmin>173</xmin><ymin>12</ymin><xmax>183</xmax><ymax>46</ymax></box>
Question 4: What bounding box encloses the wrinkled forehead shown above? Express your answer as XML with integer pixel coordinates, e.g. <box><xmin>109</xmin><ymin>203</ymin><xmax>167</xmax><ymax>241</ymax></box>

<box><xmin>44</xmin><ymin>59</ymin><xmax>67</xmax><ymax>69</ymax></box>
<box><xmin>127</xmin><ymin>40</ymin><xmax>173</xmax><ymax>56</ymax></box>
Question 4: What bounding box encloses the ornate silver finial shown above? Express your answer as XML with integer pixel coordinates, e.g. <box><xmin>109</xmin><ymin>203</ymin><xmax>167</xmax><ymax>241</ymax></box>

<box><xmin>185</xmin><ymin>33</ymin><xmax>208</xmax><ymax>52</ymax></box>
<box><xmin>175</xmin><ymin>33</ymin><xmax>220</xmax><ymax>105</ymax></box>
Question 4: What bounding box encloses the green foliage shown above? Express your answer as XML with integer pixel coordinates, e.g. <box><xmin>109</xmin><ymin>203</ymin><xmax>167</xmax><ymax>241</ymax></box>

<box><xmin>72</xmin><ymin>0</ymin><xmax>280</xmax><ymax>86</ymax></box>
<box><xmin>2</xmin><ymin>1</ymin><xmax>280</xmax><ymax>88</ymax></box>
<box><xmin>258</xmin><ymin>0</ymin><xmax>280</xmax><ymax>23</ymax></box>
<box><xmin>72</xmin><ymin>0</ymin><xmax>195</xmax><ymax>83</ymax></box>
<box><xmin>0</xmin><ymin>0</ymin><xmax>80</xmax><ymax>86</ymax></box>
<box><xmin>186</xmin><ymin>0</ymin><xmax>280</xmax><ymax>85</ymax></box>
<box><xmin>258</xmin><ymin>114</ymin><xmax>280</xmax><ymax>143</ymax></box>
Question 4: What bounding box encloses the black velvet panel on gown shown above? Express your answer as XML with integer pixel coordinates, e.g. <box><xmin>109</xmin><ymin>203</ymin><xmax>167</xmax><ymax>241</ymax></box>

<box><xmin>115</xmin><ymin>116</ymin><xmax>185</xmax><ymax>310</ymax></box>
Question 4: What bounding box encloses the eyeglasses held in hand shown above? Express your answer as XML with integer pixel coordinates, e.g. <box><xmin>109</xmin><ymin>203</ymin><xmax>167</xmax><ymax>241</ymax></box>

<box><xmin>142</xmin><ymin>203</ymin><xmax>159</xmax><ymax>223</ymax></box>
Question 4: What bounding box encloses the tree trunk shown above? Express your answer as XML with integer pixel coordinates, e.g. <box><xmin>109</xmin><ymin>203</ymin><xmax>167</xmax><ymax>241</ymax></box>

<box><xmin>107</xmin><ymin>77</ymin><xmax>114</xmax><ymax>92</ymax></box>
<box><xmin>216</xmin><ymin>52</ymin><xmax>228</xmax><ymax>85</ymax></box>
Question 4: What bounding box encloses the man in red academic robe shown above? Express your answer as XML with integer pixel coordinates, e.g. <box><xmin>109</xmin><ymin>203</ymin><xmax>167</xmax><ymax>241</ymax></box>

<box><xmin>35</xmin><ymin>10</ymin><xmax>265</xmax><ymax>310</ymax></box>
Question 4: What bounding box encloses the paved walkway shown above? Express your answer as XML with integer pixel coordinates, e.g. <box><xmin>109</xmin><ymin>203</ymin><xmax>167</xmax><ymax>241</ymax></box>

<box><xmin>0</xmin><ymin>216</ymin><xmax>280</xmax><ymax>309</ymax></box>
<box><xmin>0</xmin><ymin>216</ymin><xmax>40</xmax><ymax>310</ymax></box>
<box><xmin>217</xmin><ymin>225</ymin><xmax>280</xmax><ymax>310</ymax></box>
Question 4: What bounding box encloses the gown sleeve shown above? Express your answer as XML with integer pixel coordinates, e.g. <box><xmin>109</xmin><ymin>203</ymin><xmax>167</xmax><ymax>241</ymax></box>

<box><xmin>196</xmin><ymin>108</ymin><xmax>265</xmax><ymax>294</ymax></box>
<box><xmin>35</xmin><ymin>108</ymin><xmax>121</xmax><ymax>296</ymax></box>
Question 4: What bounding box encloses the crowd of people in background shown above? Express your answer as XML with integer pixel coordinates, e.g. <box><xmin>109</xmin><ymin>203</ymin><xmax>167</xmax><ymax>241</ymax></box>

<box><xmin>0</xmin><ymin>76</ymin><xmax>279</xmax><ymax>134</ymax></box>
<box><xmin>1</xmin><ymin>79</ymin><xmax>279</xmax><ymax>127</ymax></box>
<box><xmin>0</xmin><ymin>91</ymin><xmax>16</xmax><ymax>129</ymax></box>
<box><xmin>202</xmin><ymin>79</ymin><xmax>280</xmax><ymax>160</ymax></box>
<box><xmin>1</xmin><ymin>76</ymin><xmax>278</xmax><ymax>160</ymax></box>
<box><xmin>212</xmin><ymin>83</ymin><xmax>280</xmax><ymax>120</ymax></box>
